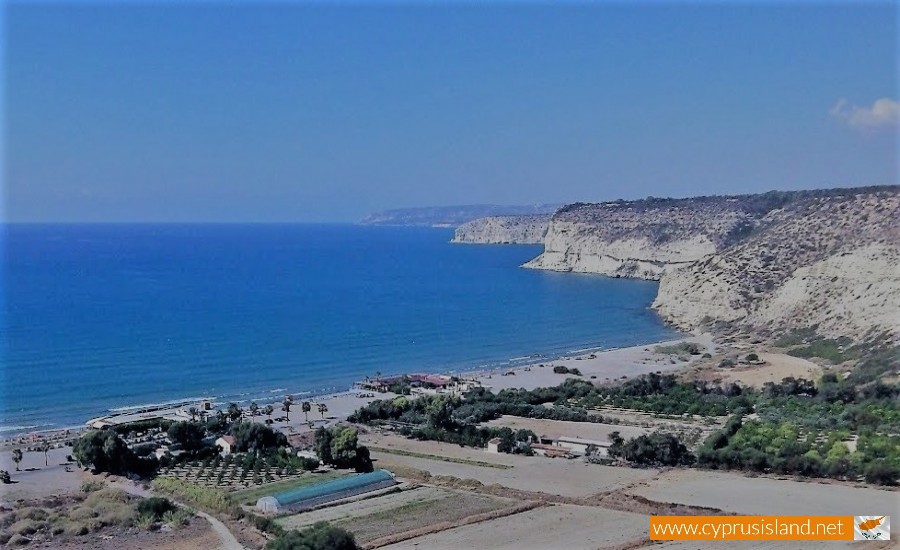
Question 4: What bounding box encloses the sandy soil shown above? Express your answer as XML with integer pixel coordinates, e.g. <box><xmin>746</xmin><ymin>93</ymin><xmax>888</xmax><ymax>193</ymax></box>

<box><xmin>0</xmin><ymin>447</ymin><xmax>81</xmax><ymax>500</ymax></box>
<box><xmin>27</xmin><ymin>521</ymin><xmax>222</xmax><ymax>550</ymax></box>
<box><xmin>629</xmin><ymin>469</ymin><xmax>900</xmax><ymax>518</ymax></box>
<box><xmin>481</xmin><ymin>415</ymin><xmax>648</xmax><ymax>442</ymax></box>
<box><xmin>380</xmin><ymin>503</ymin><xmax>648</xmax><ymax>550</ymax></box>
<box><xmin>465</xmin><ymin>334</ymin><xmax>716</xmax><ymax>393</ymax></box>
<box><xmin>704</xmin><ymin>352</ymin><xmax>823</xmax><ymax>387</ymax></box>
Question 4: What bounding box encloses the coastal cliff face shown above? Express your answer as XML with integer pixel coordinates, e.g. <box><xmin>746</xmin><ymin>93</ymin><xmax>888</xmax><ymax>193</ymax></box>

<box><xmin>451</xmin><ymin>215</ymin><xmax>550</xmax><ymax>244</ymax></box>
<box><xmin>458</xmin><ymin>186</ymin><xmax>900</xmax><ymax>340</ymax></box>
<box><xmin>654</xmin><ymin>190</ymin><xmax>900</xmax><ymax>340</ymax></box>
<box><xmin>522</xmin><ymin>197</ymin><xmax>762</xmax><ymax>279</ymax></box>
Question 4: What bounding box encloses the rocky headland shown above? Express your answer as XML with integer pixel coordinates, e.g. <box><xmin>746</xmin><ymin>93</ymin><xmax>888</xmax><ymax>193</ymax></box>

<box><xmin>453</xmin><ymin>186</ymin><xmax>900</xmax><ymax>342</ymax></box>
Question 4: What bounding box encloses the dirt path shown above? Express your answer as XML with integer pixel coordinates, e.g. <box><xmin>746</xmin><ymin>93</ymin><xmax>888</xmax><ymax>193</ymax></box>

<box><xmin>110</xmin><ymin>480</ymin><xmax>245</xmax><ymax>550</ymax></box>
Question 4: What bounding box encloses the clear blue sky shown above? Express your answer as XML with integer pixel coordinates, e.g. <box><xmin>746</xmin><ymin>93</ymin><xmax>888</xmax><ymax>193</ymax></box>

<box><xmin>4</xmin><ymin>2</ymin><xmax>898</xmax><ymax>222</ymax></box>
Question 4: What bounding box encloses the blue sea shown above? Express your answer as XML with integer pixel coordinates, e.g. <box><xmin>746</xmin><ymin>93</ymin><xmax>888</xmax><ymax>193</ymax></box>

<box><xmin>0</xmin><ymin>224</ymin><xmax>678</xmax><ymax>434</ymax></box>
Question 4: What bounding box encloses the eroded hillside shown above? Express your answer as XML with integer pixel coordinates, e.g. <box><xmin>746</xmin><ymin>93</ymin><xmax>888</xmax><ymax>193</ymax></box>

<box><xmin>654</xmin><ymin>190</ymin><xmax>900</xmax><ymax>340</ymax></box>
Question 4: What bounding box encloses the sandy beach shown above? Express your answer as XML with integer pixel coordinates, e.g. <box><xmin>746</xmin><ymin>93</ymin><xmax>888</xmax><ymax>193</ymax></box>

<box><xmin>270</xmin><ymin>333</ymin><xmax>716</xmax><ymax>434</ymax></box>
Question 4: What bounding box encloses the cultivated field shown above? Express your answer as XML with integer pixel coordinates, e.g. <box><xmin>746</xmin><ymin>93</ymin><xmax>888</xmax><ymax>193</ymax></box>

<box><xmin>380</xmin><ymin>503</ymin><xmax>648</xmax><ymax>550</ymax></box>
<box><xmin>481</xmin><ymin>415</ymin><xmax>648</xmax><ymax>441</ymax></box>
<box><xmin>630</xmin><ymin>469</ymin><xmax>900</xmax><ymax>517</ymax></box>
<box><xmin>372</xmin><ymin>450</ymin><xmax>657</xmax><ymax>498</ymax></box>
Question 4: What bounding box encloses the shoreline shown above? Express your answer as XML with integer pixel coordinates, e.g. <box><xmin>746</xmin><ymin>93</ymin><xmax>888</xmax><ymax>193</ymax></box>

<box><xmin>1</xmin><ymin>333</ymin><xmax>714</xmax><ymax>448</ymax></box>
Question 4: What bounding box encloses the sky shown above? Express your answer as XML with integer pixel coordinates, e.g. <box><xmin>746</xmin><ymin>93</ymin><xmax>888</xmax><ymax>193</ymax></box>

<box><xmin>3</xmin><ymin>1</ymin><xmax>898</xmax><ymax>222</ymax></box>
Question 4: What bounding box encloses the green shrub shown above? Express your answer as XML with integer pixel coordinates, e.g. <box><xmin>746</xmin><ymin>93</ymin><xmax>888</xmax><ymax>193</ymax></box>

<box><xmin>161</xmin><ymin>508</ymin><xmax>192</xmax><ymax>528</ymax></box>
<box><xmin>251</xmin><ymin>513</ymin><xmax>285</xmax><ymax>537</ymax></box>
<box><xmin>135</xmin><ymin>513</ymin><xmax>157</xmax><ymax>530</ymax></box>
<box><xmin>266</xmin><ymin>522</ymin><xmax>360</xmax><ymax>550</ymax></box>
<box><xmin>137</xmin><ymin>497</ymin><xmax>176</xmax><ymax>520</ymax></box>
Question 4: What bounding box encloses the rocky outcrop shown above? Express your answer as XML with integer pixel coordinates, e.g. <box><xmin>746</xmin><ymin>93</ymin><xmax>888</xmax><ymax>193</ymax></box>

<box><xmin>522</xmin><ymin>197</ymin><xmax>764</xmax><ymax>279</ymax></box>
<box><xmin>653</xmin><ymin>190</ymin><xmax>900</xmax><ymax>340</ymax></box>
<box><xmin>451</xmin><ymin>215</ymin><xmax>550</xmax><ymax>244</ymax></box>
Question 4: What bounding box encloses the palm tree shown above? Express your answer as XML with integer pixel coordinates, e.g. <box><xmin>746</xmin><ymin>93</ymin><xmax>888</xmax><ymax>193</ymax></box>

<box><xmin>318</xmin><ymin>403</ymin><xmax>328</xmax><ymax>420</ymax></box>
<box><xmin>249</xmin><ymin>402</ymin><xmax>259</xmax><ymax>423</ymax></box>
<box><xmin>227</xmin><ymin>403</ymin><xmax>242</xmax><ymax>423</ymax></box>
<box><xmin>38</xmin><ymin>441</ymin><xmax>50</xmax><ymax>467</ymax></box>
<box><xmin>11</xmin><ymin>449</ymin><xmax>22</xmax><ymax>471</ymax></box>
<box><xmin>215</xmin><ymin>409</ymin><xmax>226</xmax><ymax>424</ymax></box>
<box><xmin>264</xmin><ymin>404</ymin><xmax>274</xmax><ymax>422</ymax></box>
<box><xmin>188</xmin><ymin>407</ymin><xmax>198</xmax><ymax>422</ymax></box>
<box><xmin>282</xmin><ymin>398</ymin><xmax>292</xmax><ymax>421</ymax></box>
<box><xmin>302</xmin><ymin>401</ymin><xmax>312</xmax><ymax>423</ymax></box>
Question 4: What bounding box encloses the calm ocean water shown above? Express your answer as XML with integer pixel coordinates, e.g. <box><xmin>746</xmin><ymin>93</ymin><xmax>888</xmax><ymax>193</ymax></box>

<box><xmin>0</xmin><ymin>224</ymin><xmax>678</xmax><ymax>434</ymax></box>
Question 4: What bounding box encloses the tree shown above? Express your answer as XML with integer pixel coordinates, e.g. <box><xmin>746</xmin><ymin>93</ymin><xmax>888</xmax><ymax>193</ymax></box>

<box><xmin>314</xmin><ymin>427</ymin><xmax>333</xmax><ymax>465</ymax></box>
<box><xmin>227</xmin><ymin>403</ymin><xmax>242</xmax><ymax>423</ymax></box>
<box><xmin>266</xmin><ymin>521</ymin><xmax>360</xmax><ymax>550</ymax></box>
<box><xmin>38</xmin><ymin>441</ymin><xmax>51</xmax><ymax>467</ymax></box>
<box><xmin>167</xmin><ymin>421</ymin><xmax>206</xmax><ymax>451</ymax></box>
<box><xmin>318</xmin><ymin>403</ymin><xmax>328</xmax><ymax>420</ymax></box>
<box><xmin>302</xmin><ymin>401</ymin><xmax>312</xmax><ymax>422</ymax></box>
<box><xmin>249</xmin><ymin>402</ymin><xmax>260</xmax><ymax>423</ymax></box>
<box><xmin>265</xmin><ymin>405</ymin><xmax>274</xmax><ymax>422</ymax></box>
<box><xmin>11</xmin><ymin>449</ymin><xmax>22</xmax><ymax>471</ymax></box>
<box><xmin>231</xmin><ymin>423</ymin><xmax>287</xmax><ymax>454</ymax></box>
<box><xmin>282</xmin><ymin>398</ymin><xmax>293</xmax><ymax>421</ymax></box>
<box><xmin>188</xmin><ymin>407</ymin><xmax>199</xmax><ymax>422</ymax></box>
<box><xmin>330</xmin><ymin>427</ymin><xmax>359</xmax><ymax>466</ymax></box>
<box><xmin>72</xmin><ymin>431</ymin><xmax>144</xmax><ymax>475</ymax></box>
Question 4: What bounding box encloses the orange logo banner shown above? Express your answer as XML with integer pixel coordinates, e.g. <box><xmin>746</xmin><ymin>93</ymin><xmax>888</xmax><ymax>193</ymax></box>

<box><xmin>650</xmin><ymin>516</ymin><xmax>859</xmax><ymax>541</ymax></box>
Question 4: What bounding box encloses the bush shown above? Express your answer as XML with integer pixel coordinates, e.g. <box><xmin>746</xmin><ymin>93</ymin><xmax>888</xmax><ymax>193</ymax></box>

<box><xmin>162</xmin><ymin>508</ymin><xmax>192</xmax><ymax>528</ymax></box>
<box><xmin>252</xmin><ymin>514</ymin><xmax>285</xmax><ymax>537</ymax></box>
<box><xmin>80</xmin><ymin>480</ymin><xmax>104</xmax><ymax>493</ymax></box>
<box><xmin>137</xmin><ymin>497</ymin><xmax>176</xmax><ymax>521</ymax></box>
<box><xmin>9</xmin><ymin>519</ymin><xmax>39</xmax><ymax>536</ymax></box>
<box><xmin>135</xmin><ymin>513</ymin><xmax>157</xmax><ymax>531</ymax></box>
<box><xmin>266</xmin><ymin>522</ymin><xmax>360</xmax><ymax>550</ymax></box>
<box><xmin>64</xmin><ymin>521</ymin><xmax>90</xmax><ymax>536</ymax></box>
<box><xmin>864</xmin><ymin>461</ymin><xmax>900</xmax><ymax>486</ymax></box>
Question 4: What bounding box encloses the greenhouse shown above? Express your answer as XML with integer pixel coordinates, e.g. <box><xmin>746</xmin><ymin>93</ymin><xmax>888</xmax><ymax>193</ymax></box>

<box><xmin>255</xmin><ymin>469</ymin><xmax>397</xmax><ymax>513</ymax></box>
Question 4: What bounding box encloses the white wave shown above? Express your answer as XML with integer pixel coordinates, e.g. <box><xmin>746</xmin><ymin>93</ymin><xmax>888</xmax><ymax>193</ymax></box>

<box><xmin>568</xmin><ymin>346</ymin><xmax>604</xmax><ymax>354</ymax></box>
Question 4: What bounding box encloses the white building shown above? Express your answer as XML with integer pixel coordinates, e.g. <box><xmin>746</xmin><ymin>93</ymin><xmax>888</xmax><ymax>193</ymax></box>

<box><xmin>215</xmin><ymin>435</ymin><xmax>236</xmax><ymax>456</ymax></box>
